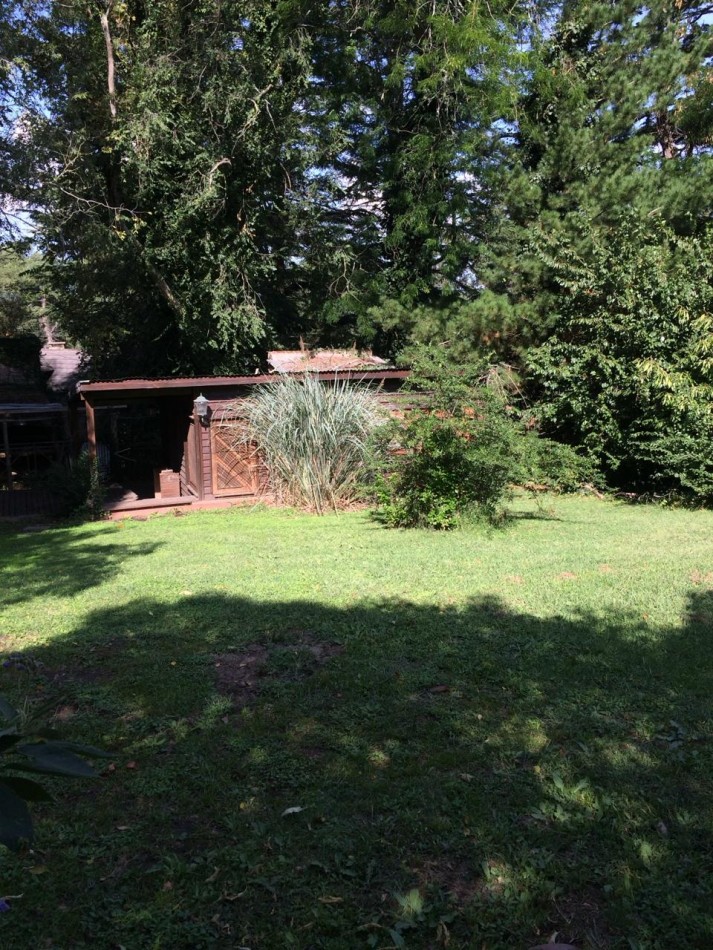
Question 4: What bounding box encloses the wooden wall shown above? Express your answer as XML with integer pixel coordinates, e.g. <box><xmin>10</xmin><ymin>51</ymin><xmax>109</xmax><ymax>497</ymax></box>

<box><xmin>173</xmin><ymin>377</ymin><xmax>411</xmax><ymax>502</ymax></box>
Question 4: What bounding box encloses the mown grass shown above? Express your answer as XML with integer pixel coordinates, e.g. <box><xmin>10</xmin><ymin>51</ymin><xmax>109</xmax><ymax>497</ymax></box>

<box><xmin>1</xmin><ymin>496</ymin><xmax>712</xmax><ymax>948</ymax></box>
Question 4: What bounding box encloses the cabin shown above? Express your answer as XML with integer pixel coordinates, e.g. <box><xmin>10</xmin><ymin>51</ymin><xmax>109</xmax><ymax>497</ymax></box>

<box><xmin>77</xmin><ymin>350</ymin><xmax>409</xmax><ymax>516</ymax></box>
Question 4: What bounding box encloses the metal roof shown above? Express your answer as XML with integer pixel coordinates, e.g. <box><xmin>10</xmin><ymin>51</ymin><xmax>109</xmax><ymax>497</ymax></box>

<box><xmin>79</xmin><ymin>368</ymin><xmax>409</xmax><ymax>398</ymax></box>
<box><xmin>0</xmin><ymin>403</ymin><xmax>67</xmax><ymax>417</ymax></box>
<box><xmin>40</xmin><ymin>342</ymin><xmax>84</xmax><ymax>394</ymax></box>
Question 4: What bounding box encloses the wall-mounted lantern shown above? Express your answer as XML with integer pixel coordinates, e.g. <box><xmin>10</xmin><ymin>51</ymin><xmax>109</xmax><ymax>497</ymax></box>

<box><xmin>193</xmin><ymin>393</ymin><xmax>210</xmax><ymax>425</ymax></box>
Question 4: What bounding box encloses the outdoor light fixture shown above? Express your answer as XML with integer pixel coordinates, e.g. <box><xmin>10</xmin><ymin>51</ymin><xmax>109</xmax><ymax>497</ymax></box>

<box><xmin>193</xmin><ymin>393</ymin><xmax>210</xmax><ymax>423</ymax></box>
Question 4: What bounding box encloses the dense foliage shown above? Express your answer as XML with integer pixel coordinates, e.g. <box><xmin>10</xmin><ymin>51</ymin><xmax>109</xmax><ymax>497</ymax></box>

<box><xmin>528</xmin><ymin>216</ymin><xmax>713</xmax><ymax>500</ymax></box>
<box><xmin>373</xmin><ymin>352</ymin><xmax>593</xmax><ymax>528</ymax></box>
<box><xmin>0</xmin><ymin>0</ymin><xmax>711</xmax><ymax>498</ymax></box>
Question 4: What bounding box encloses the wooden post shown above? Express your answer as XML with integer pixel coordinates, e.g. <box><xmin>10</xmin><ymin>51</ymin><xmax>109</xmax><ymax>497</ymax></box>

<box><xmin>85</xmin><ymin>398</ymin><xmax>97</xmax><ymax>459</ymax></box>
<box><xmin>193</xmin><ymin>408</ymin><xmax>205</xmax><ymax>500</ymax></box>
<box><xmin>2</xmin><ymin>419</ymin><xmax>13</xmax><ymax>491</ymax></box>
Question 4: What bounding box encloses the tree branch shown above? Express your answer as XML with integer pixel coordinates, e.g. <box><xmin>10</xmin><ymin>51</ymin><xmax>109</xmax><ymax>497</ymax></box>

<box><xmin>99</xmin><ymin>2</ymin><xmax>117</xmax><ymax>120</ymax></box>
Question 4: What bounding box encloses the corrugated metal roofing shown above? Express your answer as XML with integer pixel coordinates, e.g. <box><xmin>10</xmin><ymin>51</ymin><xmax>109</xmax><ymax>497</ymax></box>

<box><xmin>0</xmin><ymin>403</ymin><xmax>66</xmax><ymax>416</ymax></box>
<box><xmin>79</xmin><ymin>367</ymin><xmax>409</xmax><ymax>395</ymax></box>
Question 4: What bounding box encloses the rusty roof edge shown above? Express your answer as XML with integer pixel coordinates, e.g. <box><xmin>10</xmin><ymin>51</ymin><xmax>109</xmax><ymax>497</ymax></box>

<box><xmin>79</xmin><ymin>368</ymin><xmax>410</xmax><ymax>395</ymax></box>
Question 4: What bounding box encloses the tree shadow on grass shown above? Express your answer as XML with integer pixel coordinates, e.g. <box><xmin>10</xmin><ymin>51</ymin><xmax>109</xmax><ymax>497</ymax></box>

<box><xmin>0</xmin><ymin>524</ymin><xmax>164</xmax><ymax>607</ymax></box>
<box><xmin>1</xmin><ymin>589</ymin><xmax>712</xmax><ymax>948</ymax></box>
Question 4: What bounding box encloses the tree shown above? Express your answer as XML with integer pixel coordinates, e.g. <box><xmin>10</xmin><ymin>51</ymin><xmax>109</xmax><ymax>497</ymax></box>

<box><xmin>0</xmin><ymin>247</ymin><xmax>43</xmax><ymax>338</ymax></box>
<box><xmin>11</xmin><ymin>0</ymin><xmax>320</xmax><ymax>375</ymax></box>
<box><xmin>2</xmin><ymin>0</ymin><xmax>525</xmax><ymax>373</ymax></box>
<box><xmin>527</xmin><ymin>214</ymin><xmax>713</xmax><ymax>500</ymax></box>
<box><xmin>297</xmin><ymin>0</ymin><xmax>523</xmax><ymax>355</ymax></box>
<box><xmin>479</xmin><ymin>0</ymin><xmax>713</xmax><ymax>353</ymax></box>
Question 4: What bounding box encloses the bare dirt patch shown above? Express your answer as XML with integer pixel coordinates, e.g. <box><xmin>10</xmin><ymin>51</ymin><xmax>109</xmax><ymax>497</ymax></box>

<box><xmin>214</xmin><ymin>635</ymin><xmax>344</xmax><ymax>710</ymax></box>
<box><xmin>546</xmin><ymin>887</ymin><xmax>614</xmax><ymax>948</ymax></box>
<box><xmin>53</xmin><ymin>703</ymin><xmax>79</xmax><ymax>722</ymax></box>
<box><xmin>418</xmin><ymin>856</ymin><xmax>483</xmax><ymax>904</ymax></box>
<box><xmin>690</xmin><ymin>569</ymin><xmax>713</xmax><ymax>586</ymax></box>
<box><xmin>213</xmin><ymin>644</ymin><xmax>269</xmax><ymax>709</ymax></box>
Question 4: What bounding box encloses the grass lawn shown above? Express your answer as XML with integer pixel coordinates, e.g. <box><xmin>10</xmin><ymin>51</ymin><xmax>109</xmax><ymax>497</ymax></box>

<box><xmin>1</xmin><ymin>495</ymin><xmax>712</xmax><ymax>948</ymax></box>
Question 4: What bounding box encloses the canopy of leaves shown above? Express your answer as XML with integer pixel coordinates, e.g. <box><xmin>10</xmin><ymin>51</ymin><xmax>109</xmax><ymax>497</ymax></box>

<box><xmin>528</xmin><ymin>215</ymin><xmax>713</xmax><ymax>499</ymax></box>
<box><xmin>1</xmin><ymin>0</ymin><xmax>712</xmax><ymax>499</ymax></box>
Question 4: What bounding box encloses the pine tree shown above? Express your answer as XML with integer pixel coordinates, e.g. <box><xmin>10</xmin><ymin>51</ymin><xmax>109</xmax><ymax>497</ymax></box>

<box><xmin>482</xmin><ymin>0</ymin><xmax>713</xmax><ymax>347</ymax></box>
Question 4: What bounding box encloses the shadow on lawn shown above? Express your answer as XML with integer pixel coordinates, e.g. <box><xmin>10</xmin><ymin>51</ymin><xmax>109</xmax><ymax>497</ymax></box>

<box><xmin>0</xmin><ymin>524</ymin><xmax>163</xmax><ymax>607</ymax></box>
<box><xmin>3</xmin><ymin>589</ymin><xmax>713</xmax><ymax>948</ymax></box>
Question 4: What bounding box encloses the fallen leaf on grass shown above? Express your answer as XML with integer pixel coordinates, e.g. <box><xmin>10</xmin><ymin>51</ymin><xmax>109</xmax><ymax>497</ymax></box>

<box><xmin>317</xmin><ymin>896</ymin><xmax>344</xmax><ymax>904</ymax></box>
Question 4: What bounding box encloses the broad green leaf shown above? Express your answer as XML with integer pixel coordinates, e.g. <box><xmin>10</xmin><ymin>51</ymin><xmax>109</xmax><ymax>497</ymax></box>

<box><xmin>0</xmin><ymin>775</ymin><xmax>53</xmax><ymax>803</ymax></box>
<box><xmin>0</xmin><ymin>782</ymin><xmax>33</xmax><ymax>851</ymax></box>
<box><xmin>46</xmin><ymin>740</ymin><xmax>111</xmax><ymax>759</ymax></box>
<box><xmin>15</xmin><ymin>744</ymin><xmax>99</xmax><ymax>778</ymax></box>
<box><xmin>0</xmin><ymin>697</ymin><xmax>18</xmax><ymax>722</ymax></box>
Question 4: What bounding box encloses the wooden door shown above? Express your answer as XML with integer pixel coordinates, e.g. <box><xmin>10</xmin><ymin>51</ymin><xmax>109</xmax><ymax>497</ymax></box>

<box><xmin>182</xmin><ymin>419</ymin><xmax>200</xmax><ymax>496</ymax></box>
<box><xmin>210</xmin><ymin>425</ymin><xmax>261</xmax><ymax>496</ymax></box>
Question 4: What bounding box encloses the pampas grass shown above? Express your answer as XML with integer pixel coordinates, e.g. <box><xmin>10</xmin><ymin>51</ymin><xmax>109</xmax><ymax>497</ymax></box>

<box><xmin>223</xmin><ymin>375</ymin><xmax>383</xmax><ymax>512</ymax></box>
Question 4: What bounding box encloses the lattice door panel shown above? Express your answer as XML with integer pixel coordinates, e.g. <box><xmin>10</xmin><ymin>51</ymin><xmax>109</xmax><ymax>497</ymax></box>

<box><xmin>211</xmin><ymin>426</ymin><xmax>261</xmax><ymax>496</ymax></box>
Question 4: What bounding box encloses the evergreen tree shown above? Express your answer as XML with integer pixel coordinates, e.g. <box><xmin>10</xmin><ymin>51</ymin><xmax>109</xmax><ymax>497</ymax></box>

<box><xmin>480</xmin><ymin>0</ymin><xmax>713</xmax><ymax>351</ymax></box>
<box><xmin>299</xmin><ymin>0</ymin><xmax>522</xmax><ymax>355</ymax></box>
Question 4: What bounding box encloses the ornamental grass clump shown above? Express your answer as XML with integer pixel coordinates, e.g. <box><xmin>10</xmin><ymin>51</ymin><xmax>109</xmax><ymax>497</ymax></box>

<box><xmin>227</xmin><ymin>374</ymin><xmax>384</xmax><ymax>513</ymax></box>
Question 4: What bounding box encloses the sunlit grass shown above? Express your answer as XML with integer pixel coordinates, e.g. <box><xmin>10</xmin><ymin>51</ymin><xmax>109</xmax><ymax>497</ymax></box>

<box><xmin>1</xmin><ymin>495</ymin><xmax>712</xmax><ymax>947</ymax></box>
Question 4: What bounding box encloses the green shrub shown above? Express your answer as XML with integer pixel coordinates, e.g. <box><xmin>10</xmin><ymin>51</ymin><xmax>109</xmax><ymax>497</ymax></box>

<box><xmin>520</xmin><ymin>432</ymin><xmax>599</xmax><ymax>494</ymax></box>
<box><xmin>225</xmin><ymin>374</ymin><xmax>384</xmax><ymax>513</ymax></box>
<box><xmin>372</xmin><ymin>396</ymin><xmax>519</xmax><ymax>528</ymax></box>
<box><xmin>372</xmin><ymin>350</ymin><xmax>595</xmax><ymax>529</ymax></box>
<box><xmin>527</xmin><ymin>215</ymin><xmax>713</xmax><ymax>501</ymax></box>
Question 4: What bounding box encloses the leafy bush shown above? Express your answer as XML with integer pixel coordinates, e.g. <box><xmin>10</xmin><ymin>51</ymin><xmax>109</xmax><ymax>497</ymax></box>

<box><xmin>372</xmin><ymin>350</ymin><xmax>594</xmax><ymax>529</ymax></box>
<box><xmin>225</xmin><ymin>374</ymin><xmax>384</xmax><ymax>513</ymax></box>
<box><xmin>519</xmin><ymin>432</ymin><xmax>599</xmax><ymax>494</ymax></box>
<box><xmin>527</xmin><ymin>214</ymin><xmax>713</xmax><ymax>501</ymax></box>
